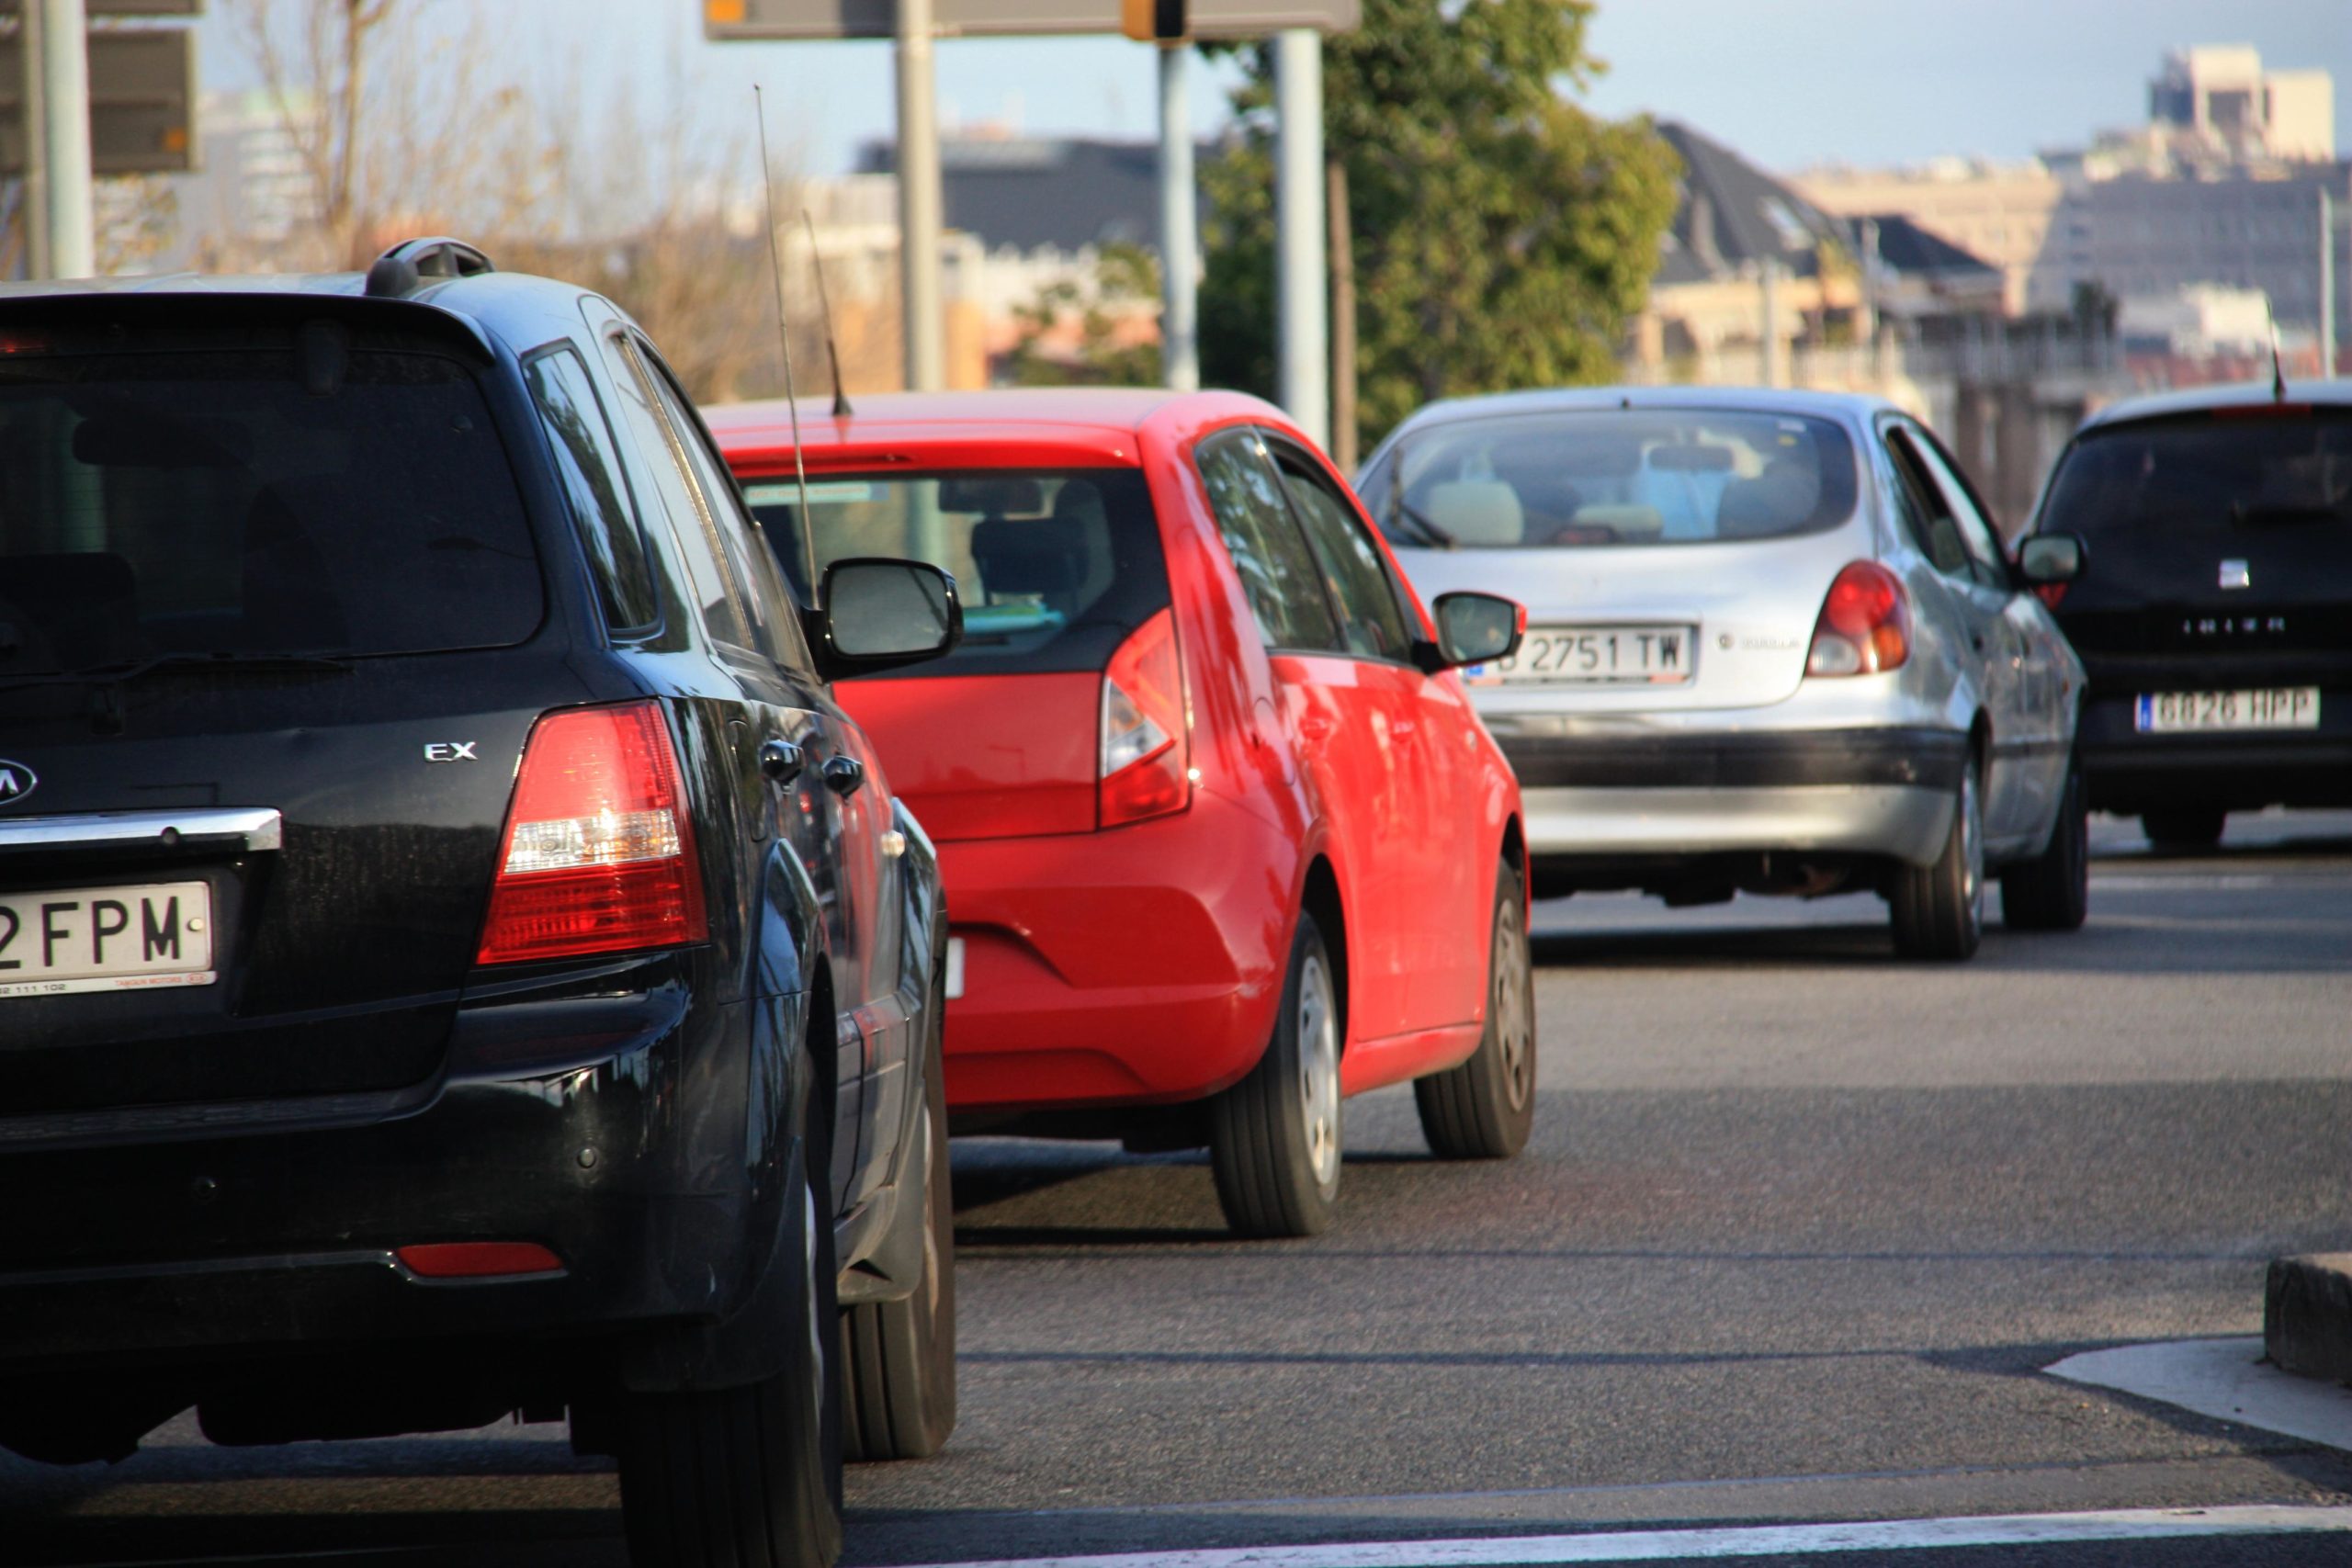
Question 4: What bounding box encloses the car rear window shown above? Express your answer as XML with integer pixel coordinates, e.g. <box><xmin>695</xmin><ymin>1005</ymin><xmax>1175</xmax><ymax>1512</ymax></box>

<box><xmin>0</xmin><ymin>346</ymin><xmax>540</xmax><ymax>674</ymax></box>
<box><xmin>745</xmin><ymin>468</ymin><xmax>1168</xmax><ymax>676</ymax></box>
<box><xmin>2041</xmin><ymin>410</ymin><xmax>2352</xmax><ymax>541</ymax></box>
<box><xmin>1361</xmin><ymin>408</ymin><xmax>1858</xmax><ymax>549</ymax></box>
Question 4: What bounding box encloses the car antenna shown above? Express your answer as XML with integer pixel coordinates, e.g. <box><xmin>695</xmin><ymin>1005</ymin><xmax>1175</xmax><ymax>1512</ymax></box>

<box><xmin>754</xmin><ymin>85</ymin><xmax>821</xmax><ymax>603</ymax></box>
<box><xmin>2266</xmin><ymin>294</ymin><xmax>2288</xmax><ymax>402</ymax></box>
<box><xmin>802</xmin><ymin>210</ymin><xmax>854</xmax><ymax>418</ymax></box>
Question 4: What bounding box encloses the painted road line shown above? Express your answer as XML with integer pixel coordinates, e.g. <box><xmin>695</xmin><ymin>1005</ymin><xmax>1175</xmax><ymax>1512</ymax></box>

<box><xmin>895</xmin><ymin>1504</ymin><xmax>2352</xmax><ymax>1568</ymax></box>
<box><xmin>2049</xmin><ymin>1335</ymin><xmax>2352</xmax><ymax>1452</ymax></box>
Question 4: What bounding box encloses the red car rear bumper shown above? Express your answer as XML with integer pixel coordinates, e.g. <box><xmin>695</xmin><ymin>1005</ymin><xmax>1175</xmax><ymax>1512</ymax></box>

<box><xmin>936</xmin><ymin>793</ymin><xmax>1295</xmax><ymax>1114</ymax></box>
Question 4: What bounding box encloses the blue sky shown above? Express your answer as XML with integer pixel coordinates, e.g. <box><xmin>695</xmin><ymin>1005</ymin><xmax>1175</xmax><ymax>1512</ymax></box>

<box><xmin>198</xmin><ymin>1</ymin><xmax>2352</xmax><ymax>179</ymax></box>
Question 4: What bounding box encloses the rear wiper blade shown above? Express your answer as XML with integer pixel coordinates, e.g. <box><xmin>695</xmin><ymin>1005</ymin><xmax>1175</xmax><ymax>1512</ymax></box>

<box><xmin>1392</xmin><ymin>499</ymin><xmax>1460</xmax><ymax>550</ymax></box>
<box><xmin>0</xmin><ymin>650</ymin><xmax>355</xmax><ymax>696</ymax></box>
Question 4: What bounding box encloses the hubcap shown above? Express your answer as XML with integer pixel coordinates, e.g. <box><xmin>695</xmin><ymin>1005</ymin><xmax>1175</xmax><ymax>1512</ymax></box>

<box><xmin>1295</xmin><ymin>953</ymin><xmax>1341</xmax><ymax>1194</ymax></box>
<box><xmin>1492</xmin><ymin>899</ymin><xmax>1533</xmax><ymax>1111</ymax></box>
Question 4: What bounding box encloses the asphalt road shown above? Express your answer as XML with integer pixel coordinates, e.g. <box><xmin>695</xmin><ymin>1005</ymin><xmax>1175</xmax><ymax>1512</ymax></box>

<box><xmin>6</xmin><ymin>809</ymin><xmax>2351</xmax><ymax>1567</ymax></box>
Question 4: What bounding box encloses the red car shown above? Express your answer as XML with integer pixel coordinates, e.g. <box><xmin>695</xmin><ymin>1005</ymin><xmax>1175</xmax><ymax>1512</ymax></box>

<box><xmin>708</xmin><ymin>389</ymin><xmax>1531</xmax><ymax>1235</ymax></box>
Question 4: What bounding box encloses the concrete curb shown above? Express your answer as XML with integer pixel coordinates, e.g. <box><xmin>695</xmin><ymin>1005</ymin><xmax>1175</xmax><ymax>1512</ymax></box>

<box><xmin>2267</xmin><ymin>1254</ymin><xmax>2352</xmax><ymax>1384</ymax></box>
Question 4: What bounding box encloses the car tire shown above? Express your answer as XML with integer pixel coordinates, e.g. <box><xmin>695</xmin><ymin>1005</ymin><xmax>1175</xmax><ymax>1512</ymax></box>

<box><xmin>2143</xmin><ymin>807</ymin><xmax>2226</xmax><ymax>850</ymax></box>
<box><xmin>1999</xmin><ymin>761</ymin><xmax>2088</xmax><ymax>932</ymax></box>
<box><xmin>1415</xmin><ymin>858</ymin><xmax>1537</xmax><ymax>1160</ymax></box>
<box><xmin>614</xmin><ymin>1134</ymin><xmax>842</xmax><ymax>1568</ymax></box>
<box><xmin>1892</xmin><ymin>759</ymin><xmax>1984</xmax><ymax>962</ymax></box>
<box><xmin>840</xmin><ymin>988</ymin><xmax>956</xmax><ymax>1462</ymax></box>
<box><xmin>1209</xmin><ymin>912</ymin><xmax>1342</xmax><ymax>1238</ymax></box>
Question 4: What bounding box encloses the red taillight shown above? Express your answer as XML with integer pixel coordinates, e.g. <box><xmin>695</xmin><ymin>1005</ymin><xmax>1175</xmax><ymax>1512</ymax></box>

<box><xmin>474</xmin><ymin>701</ymin><xmax>708</xmax><ymax>965</ymax></box>
<box><xmin>1805</xmin><ymin>561</ymin><xmax>1912</xmax><ymax>677</ymax></box>
<box><xmin>398</xmin><ymin>1242</ymin><xmax>565</xmax><ymax>1279</ymax></box>
<box><xmin>2032</xmin><ymin>582</ymin><xmax>2068</xmax><ymax>611</ymax></box>
<box><xmin>1099</xmin><ymin>607</ymin><xmax>1191</xmax><ymax>829</ymax></box>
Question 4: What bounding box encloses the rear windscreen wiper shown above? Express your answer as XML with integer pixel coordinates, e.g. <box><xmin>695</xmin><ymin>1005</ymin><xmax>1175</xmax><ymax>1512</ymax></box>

<box><xmin>1392</xmin><ymin>499</ymin><xmax>1461</xmax><ymax>550</ymax></box>
<box><xmin>0</xmin><ymin>650</ymin><xmax>355</xmax><ymax>697</ymax></box>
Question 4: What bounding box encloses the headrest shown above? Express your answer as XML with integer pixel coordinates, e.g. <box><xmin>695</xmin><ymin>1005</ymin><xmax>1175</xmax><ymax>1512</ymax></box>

<box><xmin>1421</xmin><ymin>479</ymin><xmax>1525</xmax><ymax>547</ymax></box>
<box><xmin>940</xmin><ymin>476</ymin><xmax>1046</xmax><ymax>516</ymax></box>
<box><xmin>971</xmin><ymin>516</ymin><xmax>1088</xmax><ymax>595</ymax></box>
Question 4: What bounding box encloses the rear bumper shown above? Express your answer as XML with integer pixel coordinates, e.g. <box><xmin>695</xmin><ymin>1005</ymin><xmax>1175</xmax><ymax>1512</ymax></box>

<box><xmin>935</xmin><ymin>794</ymin><xmax>1294</xmax><ymax>1117</ymax></box>
<box><xmin>2077</xmin><ymin>691</ymin><xmax>2352</xmax><ymax>814</ymax></box>
<box><xmin>1500</xmin><ymin>728</ymin><xmax>1964</xmax><ymax>868</ymax></box>
<box><xmin>0</xmin><ymin>968</ymin><xmax>784</xmax><ymax>1377</ymax></box>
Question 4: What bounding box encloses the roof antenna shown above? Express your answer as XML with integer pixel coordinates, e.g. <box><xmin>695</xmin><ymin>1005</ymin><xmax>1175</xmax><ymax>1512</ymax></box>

<box><xmin>802</xmin><ymin>210</ymin><xmax>854</xmax><ymax>418</ymax></box>
<box><xmin>2266</xmin><ymin>294</ymin><xmax>2288</xmax><ymax>402</ymax></box>
<box><xmin>755</xmin><ymin>85</ymin><xmax>821</xmax><ymax>604</ymax></box>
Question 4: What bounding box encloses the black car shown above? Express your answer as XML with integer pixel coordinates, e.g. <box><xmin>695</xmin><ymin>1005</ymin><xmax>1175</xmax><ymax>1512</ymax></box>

<box><xmin>0</xmin><ymin>240</ymin><xmax>961</xmax><ymax>1567</ymax></box>
<box><xmin>2022</xmin><ymin>380</ymin><xmax>2352</xmax><ymax>848</ymax></box>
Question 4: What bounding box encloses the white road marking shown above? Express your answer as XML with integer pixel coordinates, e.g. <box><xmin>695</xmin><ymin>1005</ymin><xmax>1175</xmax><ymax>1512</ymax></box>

<box><xmin>2049</xmin><ymin>1335</ymin><xmax>2352</xmax><ymax>1452</ymax></box>
<box><xmin>896</xmin><ymin>1504</ymin><xmax>2352</xmax><ymax>1568</ymax></box>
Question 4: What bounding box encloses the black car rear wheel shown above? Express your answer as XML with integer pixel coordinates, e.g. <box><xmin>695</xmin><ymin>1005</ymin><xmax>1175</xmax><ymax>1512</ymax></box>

<box><xmin>613</xmin><ymin>1142</ymin><xmax>842</xmax><ymax>1568</ymax></box>
<box><xmin>2143</xmin><ymin>807</ymin><xmax>2226</xmax><ymax>851</ymax></box>
<box><xmin>2000</xmin><ymin>761</ymin><xmax>2088</xmax><ymax>932</ymax></box>
<box><xmin>1892</xmin><ymin>761</ymin><xmax>1984</xmax><ymax>962</ymax></box>
<box><xmin>840</xmin><ymin>987</ymin><xmax>956</xmax><ymax>1462</ymax></box>
<box><xmin>1210</xmin><ymin>912</ymin><xmax>1341</xmax><ymax>1238</ymax></box>
<box><xmin>1415</xmin><ymin>858</ymin><xmax>1537</xmax><ymax>1159</ymax></box>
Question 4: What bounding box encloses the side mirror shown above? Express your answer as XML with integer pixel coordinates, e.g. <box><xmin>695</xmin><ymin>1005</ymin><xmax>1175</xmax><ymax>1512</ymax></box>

<box><xmin>2017</xmin><ymin>533</ymin><xmax>2086</xmax><ymax>586</ymax></box>
<box><xmin>1417</xmin><ymin>590</ymin><xmax>1526</xmax><ymax>673</ymax></box>
<box><xmin>809</xmin><ymin>557</ymin><xmax>962</xmax><ymax>681</ymax></box>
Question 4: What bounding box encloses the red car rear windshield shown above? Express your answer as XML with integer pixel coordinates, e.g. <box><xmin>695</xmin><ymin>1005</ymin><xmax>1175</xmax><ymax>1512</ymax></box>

<box><xmin>745</xmin><ymin>468</ymin><xmax>1170</xmax><ymax>677</ymax></box>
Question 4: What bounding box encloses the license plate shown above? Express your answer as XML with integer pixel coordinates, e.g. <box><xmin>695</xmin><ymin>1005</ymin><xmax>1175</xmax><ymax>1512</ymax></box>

<box><xmin>2133</xmin><ymin>688</ymin><xmax>2320</xmax><ymax>733</ymax></box>
<box><xmin>944</xmin><ymin>936</ymin><xmax>966</xmax><ymax>1001</ymax></box>
<box><xmin>0</xmin><ymin>881</ymin><xmax>216</xmax><ymax>998</ymax></box>
<box><xmin>1483</xmin><ymin>624</ymin><xmax>1695</xmax><ymax>685</ymax></box>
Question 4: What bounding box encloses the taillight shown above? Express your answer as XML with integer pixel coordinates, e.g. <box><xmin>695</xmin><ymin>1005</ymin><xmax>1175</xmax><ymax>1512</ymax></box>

<box><xmin>1099</xmin><ymin>606</ymin><xmax>1191</xmax><ymax>829</ymax></box>
<box><xmin>2032</xmin><ymin>582</ymin><xmax>2068</xmax><ymax>611</ymax></box>
<box><xmin>1805</xmin><ymin>561</ymin><xmax>1912</xmax><ymax>677</ymax></box>
<box><xmin>475</xmin><ymin>701</ymin><xmax>708</xmax><ymax>965</ymax></box>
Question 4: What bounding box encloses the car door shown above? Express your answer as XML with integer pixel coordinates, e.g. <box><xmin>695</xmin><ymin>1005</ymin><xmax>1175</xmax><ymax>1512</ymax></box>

<box><xmin>1193</xmin><ymin>428</ymin><xmax>1412</xmax><ymax>1043</ymax></box>
<box><xmin>1261</xmin><ymin>434</ymin><xmax>1482</xmax><ymax>1032</ymax></box>
<box><xmin>1882</xmin><ymin>422</ymin><xmax>2034</xmax><ymax>842</ymax></box>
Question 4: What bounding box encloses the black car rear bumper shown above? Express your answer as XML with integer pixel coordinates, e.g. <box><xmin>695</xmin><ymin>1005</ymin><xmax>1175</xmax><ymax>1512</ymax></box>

<box><xmin>2077</xmin><ymin>690</ymin><xmax>2352</xmax><ymax>814</ymax></box>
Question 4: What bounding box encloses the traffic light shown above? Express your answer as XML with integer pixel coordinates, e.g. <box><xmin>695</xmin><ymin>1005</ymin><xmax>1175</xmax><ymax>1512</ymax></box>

<box><xmin>1121</xmin><ymin>0</ymin><xmax>1186</xmax><ymax>41</ymax></box>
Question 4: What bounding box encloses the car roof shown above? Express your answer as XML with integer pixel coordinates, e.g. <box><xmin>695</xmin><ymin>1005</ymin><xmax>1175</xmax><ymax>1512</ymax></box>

<box><xmin>2076</xmin><ymin>378</ymin><xmax>2352</xmax><ymax>433</ymax></box>
<box><xmin>706</xmin><ymin>388</ymin><xmax>1288</xmax><ymax>472</ymax></box>
<box><xmin>1375</xmin><ymin>384</ymin><xmax>1904</xmax><ymax>447</ymax></box>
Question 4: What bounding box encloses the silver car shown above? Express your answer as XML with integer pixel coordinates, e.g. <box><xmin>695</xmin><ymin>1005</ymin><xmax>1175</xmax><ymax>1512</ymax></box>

<box><xmin>1354</xmin><ymin>387</ymin><xmax>2088</xmax><ymax>960</ymax></box>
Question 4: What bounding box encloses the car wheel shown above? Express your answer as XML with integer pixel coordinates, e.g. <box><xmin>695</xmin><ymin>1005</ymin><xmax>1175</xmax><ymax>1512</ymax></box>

<box><xmin>1999</xmin><ymin>761</ymin><xmax>2088</xmax><ymax>932</ymax></box>
<box><xmin>1414</xmin><ymin>858</ymin><xmax>1537</xmax><ymax>1159</ymax></box>
<box><xmin>1209</xmin><ymin>911</ymin><xmax>1341</xmax><ymax>1238</ymax></box>
<box><xmin>2143</xmin><ymin>807</ymin><xmax>2226</xmax><ymax>850</ymax></box>
<box><xmin>614</xmin><ymin>1131</ymin><xmax>842</xmax><ymax>1567</ymax></box>
<box><xmin>840</xmin><ymin>987</ymin><xmax>956</xmax><ymax>1461</ymax></box>
<box><xmin>1892</xmin><ymin>759</ymin><xmax>1984</xmax><ymax>961</ymax></box>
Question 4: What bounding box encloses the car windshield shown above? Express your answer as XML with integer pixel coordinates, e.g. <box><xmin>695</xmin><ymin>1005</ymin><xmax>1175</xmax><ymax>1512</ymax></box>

<box><xmin>2041</xmin><ymin>410</ymin><xmax>2352</xmax><ymax>537</ymax></box>
<box><xmin>744</xmin><ymin>468</ymin><xmax>1169</xmax><ymax>677</ymax></box>
<box><xmin>1364</xmin><ymin>407</ymin><xmax>1858</xmax><ymax>549</ymax></box>
<box><xmin>0</xmin><ymin>346</ymin><xmax>541</xmax><ymax>676</ymax></box>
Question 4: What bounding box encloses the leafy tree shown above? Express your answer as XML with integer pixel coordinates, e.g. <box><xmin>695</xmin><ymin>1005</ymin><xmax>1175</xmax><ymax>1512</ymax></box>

<box><xmin>1001</xmin><ymin>242</ymin><xmax>1165</xmax><ymax>387</ymax></box>
<box><xmin>1200</xmin><ymin>0</ymin><xmax>1679</xmax><ymax>456</ymax></box>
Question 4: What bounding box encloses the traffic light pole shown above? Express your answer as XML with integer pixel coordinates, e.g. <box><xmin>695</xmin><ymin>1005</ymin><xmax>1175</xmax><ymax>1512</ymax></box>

<box><xmin>1273</xmin><ymin>28</ymin><xmax>1326</xmax><ymax>448</ymax></box>
<box><xmin>895</xmin><ymin>0</ymin><xmax>944</xmax><ymax>390</ymax></box>
<box><xmin>1157</xmin><ymin>43</ymin><xmax>1197</xmax><ymax>390</ymax></box>
<box><xmin>32</xmin><ymin>0</ymin><xmax>93</xmax><ymax>278</ymax></box>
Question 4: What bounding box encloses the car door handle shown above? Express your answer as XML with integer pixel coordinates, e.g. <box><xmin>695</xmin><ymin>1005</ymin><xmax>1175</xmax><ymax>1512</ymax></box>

<box><xmin>821</xmin><ymin>754</ymin><xmax>865</xmax><ymax>796</ymax></box>
<box><xmin>759</xmin><ymin>739</ymin><xmax>805</xmax><ymax>784</ymax></box>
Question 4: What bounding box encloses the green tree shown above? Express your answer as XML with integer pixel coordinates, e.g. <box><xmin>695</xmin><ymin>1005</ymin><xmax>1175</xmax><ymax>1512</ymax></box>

<box><xmin>1200</xmin><ymin>0</ymin><xmax>1679</xmax><ymax>456</ymax></box>
<box><xmin>1001</xmin><ymin>242</ymin><xmax>1165</xmax><ymax>387</ymax></box>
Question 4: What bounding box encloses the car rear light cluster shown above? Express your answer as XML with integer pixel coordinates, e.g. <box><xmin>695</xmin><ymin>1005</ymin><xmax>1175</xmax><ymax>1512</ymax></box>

<box><xmin>1804</xmin><ymin>561</ymin><xmax>1912</xmax><ymax>678</ymax></box>
<box><xmin>1100</xmin><ymin>606</ymin><xmax>1192</xmax><ymax>829</ymax></box>
<box><xmin>475</xmin><ymin>700</ymin><xmax>709</xmax><ymax>965</ymax></box>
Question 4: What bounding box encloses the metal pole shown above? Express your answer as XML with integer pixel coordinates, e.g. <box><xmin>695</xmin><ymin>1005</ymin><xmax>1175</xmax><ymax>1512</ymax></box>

<box><xmin>37</xmin><ymin>0</ymin><xmax>91</xmax><ymax>278</ymax></box>
<box><xmin>894</xmin><ymin>0</ymin><xmax>944</xmax><ymax>390</ymax></box>
<box><xmin>1273</xmin><ymin>27</ymin><xmax>1327</xmax><ymax>448</ymax></box>
<box><xmin>1157</xmin><ymin>45</ymin><xmax>1197</xmax><ymax>391</ymax></box>
<box><xmin>20</xmin><ymin>0</ymin><xmax>48</xmax><ymax>278</ymax></box>
<box><xmin>1758</xmin><ymin>259</ymin><xmax>1781</xmax><ymax>388</ymax></box>
<box><xmin>2321</xmin><ymin>187</ymin><xmax>2336</xmax><ymax>378</ymax></box>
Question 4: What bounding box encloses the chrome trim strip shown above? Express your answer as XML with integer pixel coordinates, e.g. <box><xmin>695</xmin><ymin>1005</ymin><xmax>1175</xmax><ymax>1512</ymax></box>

<box><xmin>0</xmin><ymin>807</ymin><xmax>283</xmax><ymax>854</ymax></box>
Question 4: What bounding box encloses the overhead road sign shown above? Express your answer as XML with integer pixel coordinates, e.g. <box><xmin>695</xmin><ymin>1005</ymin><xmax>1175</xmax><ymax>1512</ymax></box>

<box><xmin>0</xmin><ymin>28</ymin><xmax>194</xmax><ymax>175</ymax></box>
<box><xmin>705</xmin><ymin>0</ymin><xmax>1358</xmax><ymax>41</ymax></box>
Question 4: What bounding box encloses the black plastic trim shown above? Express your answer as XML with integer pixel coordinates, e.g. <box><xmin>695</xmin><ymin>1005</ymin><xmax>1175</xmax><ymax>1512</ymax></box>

<box><xmin>1499</xmin><ymin>728</ymin><xmax>1969</xmax><ymax>791</ymax></box>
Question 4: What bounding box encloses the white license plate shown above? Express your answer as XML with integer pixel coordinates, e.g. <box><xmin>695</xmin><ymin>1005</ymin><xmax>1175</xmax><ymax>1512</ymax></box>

<box><xmin>1483</xmin><ymin>624</ymin><xmax>1695</xmax><ymax>685</ymax></box>
<box><xmin>2134</xmin><ymin>688</ymin><xmax>2320</xmax><ymax>733</ymax></box>
<box><xmin>944</xmin><ymin>936</ymin><xmax>966</xmax><ymax>1001</ymax></box>
<box><xmin>0</xmin><ymin>881</ymin><xmax>216</xmax><ymax>998</ymax></box>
